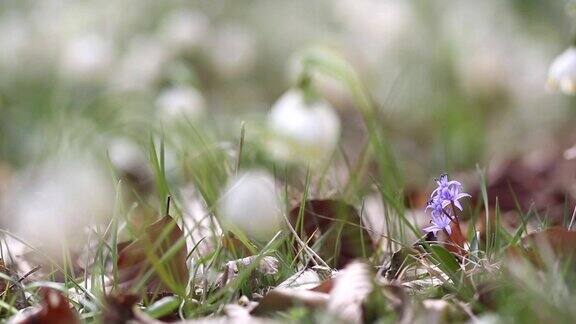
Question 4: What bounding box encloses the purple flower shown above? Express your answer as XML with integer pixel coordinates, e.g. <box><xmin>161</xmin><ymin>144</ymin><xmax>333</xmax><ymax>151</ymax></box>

<box><xmin>423</xmin><ymin>213</ymin><xmax>452</xmax><ymax>235</ymax></box>
<box><xmin>438</xmin><ymin>185</ymin><xmax>471</xmax><ymax>211</ymax></box>
<box><xmin>423</xmin><ymin>173</ymin><xmax>470</xmax><ymax>235</ymax></box>
<box><xmin>430</xmin><ymin>173</ymin><xmax>470</xmax><ymax>211</ymax></box>
<box><xmin>424</xmin><ymin>198</ymin><xmax>452</xmax><ymax>235</ymax></box>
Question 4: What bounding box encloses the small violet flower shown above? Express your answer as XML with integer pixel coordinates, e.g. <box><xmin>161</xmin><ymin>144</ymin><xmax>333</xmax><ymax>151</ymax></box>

<box><xmin>423</xmin><ymin>173</ymin><xmax>470</xmax><ymax>236</ymax></box>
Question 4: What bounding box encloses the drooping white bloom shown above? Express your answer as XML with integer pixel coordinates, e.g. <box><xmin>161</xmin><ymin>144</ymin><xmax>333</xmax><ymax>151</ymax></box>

<box><xmin>158</xmin><ymin>9</ymin><xmax>209</xmax><ymax>52</ymax></box>
<box><xmin>155</xmin><ymin>85</ymin><xmax>205</xmax><ymax>121</ymax></box>
<box><xmin>209</xmin><ymin>24</ymin><xmax>256</xmax><ymax>77</ymax></box>
<box><xmin>3</xmin><ymin>158</ymin><xmax>114</xmax><ymax>259</ymax></box>
<box><xmin>219</xmin><ymin>170</ymin><xmax>284</xmax><ymax>242</ymax></box>
<box><xmin>267</xmin><ymin>89</ymin><xmax>340</xmax><ymax>165</ymax></box>
<box><xmin>547</xmin><ymin>47</ymin><xmax>576</xmax><ymax>95</ymax></box>
<box><xmin>110</xmin><ymin>37</ymin><xmax>170</xmax><ymax>92</ymax></box>
<box><xmin>60</xmin><ymin>34</ymin><xmax>114</xmax><ymax>81</ymax></box>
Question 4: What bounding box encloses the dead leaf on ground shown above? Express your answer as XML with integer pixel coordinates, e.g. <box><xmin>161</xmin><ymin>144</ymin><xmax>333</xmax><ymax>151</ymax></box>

<box><xmin>8</xmin><ymin>288</ymin><xmax>80</xmax><ymax>324</ymax></box>
<box><xmin>116</xmin><ymin>215</ymin><xmax>188</xmax><ymax>298</ymax></box>
<box><xmin>276</xmin><ymin>266</ymin><xmax>334</xmax><ymax>291</ymax></box>
<box><xmin>251</xmin><ymin>288</ymin><xmax>329</xmax><ymax>315</ymax></box>
<box><xmin>506</xmin><ymin>227</ymin><xmax>576</xmax><ymax>267</ymax></box>
<box><xmin>102</xmin><ymin>293</ymin><xmax>139</xmax><ymax>324</ymax></box>
<box><xmin>217</xmin><ymin>255</ymin><xmax>279</xmax><ymax>288</ymax></box>
<box><xmin>327</xmin><ymin>261</ymin><xmax>373</xmax><ymax>324</ymax></box>
<box><xmin>289</xmin><ymin>199</ymin><xmax>374</xmax><ymax>269</ymax></box>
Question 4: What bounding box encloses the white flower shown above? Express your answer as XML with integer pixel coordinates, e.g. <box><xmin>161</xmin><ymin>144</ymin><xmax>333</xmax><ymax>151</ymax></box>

<box><xmin>219</xmin><ymin>170</ymin><xmax>284</xmax><ymax>242</ymax></box>
<box><xmin>158</xmin><ymin>9</ymin><xmax>209</xmax><ymax>52</ymax></box>
<box><xmin>267</xmin><ymin>89</ymin><xmax>340</xmax><ymax>165</ymax></box>
<box><xmin>110</xmin><ymin>37</ymin><xmax>170</xmax><ymax>92</ymax></box>
<box><xmin>155</xmin><ymin>85</ymin><xmax>205</xmax><ymax>121</ymax></box>
<box><xmin>60</xmin><ymin>34</ymin><xmax>114</xmax><ymax>81</ymax></box>
<box><xmin>209</xmin><ymin>24</ymin><xmax>256</xmax><ymax>77</ymax></box>
<box><xmin>547</xmin><ymin>47</ymin><xmax>576</xmax><ymax>95</ymax></box>
<box><xmin>3</xmin><ymin>158</ymin><xmax>113</xmax><ymax>259</ymax></box>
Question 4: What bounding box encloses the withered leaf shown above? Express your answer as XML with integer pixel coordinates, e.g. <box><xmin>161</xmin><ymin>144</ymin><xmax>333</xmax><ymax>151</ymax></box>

<box><xmin>289</xmin><ymin>199</ymin><xmax>374</xmax><ymax>269</ymax></box>
<box><xmin>327</xmin><ymin>261</ymin><xmax>373</xmax><ymax>324</ymax></box>
<box><xmin>102</xmin><ymin>293</ymin><xmax>139</xmax><ymax>324</ymax></box>
<box><xmin>250</xmin><ymin>288</ymin><xmax>329</xmax><ymax>315</ymax></box>
<box><xmin>9</xmin><ymin>288</ymin><xmax>80</xmax><ymax>324</ymax></box>
<box><xmin>507</xmin><ymin>227</ymin><xmax>576</xmax><ymax>267</ymax></box>
<box><xmin>116</xmin><ymin>215</ymin><xmax>188</xmax><ymax>297</ymax></box>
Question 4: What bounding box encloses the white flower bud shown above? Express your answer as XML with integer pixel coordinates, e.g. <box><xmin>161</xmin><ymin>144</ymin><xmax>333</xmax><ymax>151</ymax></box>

<box><xmin>156</xmin><ymin>86</ymin><xmax>205</xmax><ymax>121</ymax></box>
<box><xmin>547</xmin><ymin>47</ymin><xmax>576</xmax><ymax>95</ymax></box>
<box><xmin>60</xmin><ymin>34</ymin><xmax>114</xmax><ymax>81</ymax></box>
<box><xmin>159</xmin><ymin>10</ymin><xmax>209</xmax><ymax>52</ymax></box>
<box><xmin>3</xmin><ymin>158</ymin><xmax>114</xmax><ymax>259</ymax></box>
<box><xmin>219</xmin><ymin>170</ymin><xmax>284</xmax><ymax>242</ymax></box>
<box><xmin>267</xmin><ymin>89</ymin><xmax>340</xmax><ymax>165</ymax></box>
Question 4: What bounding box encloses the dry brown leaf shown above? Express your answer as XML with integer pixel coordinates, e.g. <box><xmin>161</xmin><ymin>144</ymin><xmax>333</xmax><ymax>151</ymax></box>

<box><xmin>507</xmin><ymin>227</ymin><xmax>576</xmax><ymax>267</ymax></box>
<box><xmin>278</xmin><ymin>267</ymin><xmax>334</xmax><ymax>292</ymax></box>
<box><xmin>251</xmin><ymin>288</ymin><xmax>329</xmax><ymax>315</ymax></box>
<box><xmin>327</xmin><ymin>261</ymin><xmax>373</xmax><ymax>324</ymax></box>
<box><xmin>8</xmin><ymin>288</ymin><xmax>80</xmax><ymax>324</ymax></box>
<box><xmin>289</xmin><ymin>199</ymin><xmax>374</xmax><ymax>269</ymax></box>
<box><xmin>217</xmin><ymin>255</ymin><xmax>279</xmax><ymax>288</ymax></box>
<box><xmin>116</xmin><ymin>215</ymin><xmax>188</xmax><ymax>297</ymax></box>
<box><xmin>102</xmin><ymin>293</ymin><xmax>140</xmax><ymax>324</ymax></box>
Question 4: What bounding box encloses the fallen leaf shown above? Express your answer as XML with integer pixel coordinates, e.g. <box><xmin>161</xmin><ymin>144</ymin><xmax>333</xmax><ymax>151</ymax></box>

<box><xmin>8</xmin><ymin>288</ymin><xmax>80</xmax><ymax>324</ymax></box>
<box><xmin>507</xmin><ymin>227</ymin><xmax>576</xmax><ymax>267</ymax></box>
<box><xmin>276</xmin><ymin>266</ymin><xmax>334</xmax><ymax>291</ymax></box>
<box><xmin>102</xmin><ymin>293</ymin><xmax>139</xmax><ymax>324</ymax></box>
<box><xmin>327</xmin><ymin>261</ymin><xmax>373</xmax><ymax>324</ymax></box>
<box><xmin>251</xmin><ymin>288</ymin><xmax>329</xmax><ymax>315</ymax></box>
<box><xmin>217</xmin><ymin>255</ymin><xmax>279</xmax><ymax>288</ymax></box>
<box><xmin>289</xmin><ymin>199</ymin><xmax>374</xmax><ymax>269</ymax></box>
<box><xmin>116</xmin><ymin>215</ymin><xmax>188</xmax><ymax>298</ymax></box>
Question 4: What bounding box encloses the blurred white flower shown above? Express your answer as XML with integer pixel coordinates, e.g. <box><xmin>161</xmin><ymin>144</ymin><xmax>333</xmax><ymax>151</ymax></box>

<box><xmin>159</xmin><ymin>9</ymin><xmax>209</xmax><ymax>52</ymax></box>
<box><xmin>0</xmin><ymin>13</ymin><xmax>30</xmax><ymax>70</ymax></box>
<box><xmin>334</xmin><ymin>0</ymin><xmax>414</xmax><ymax>66</ymax></box>
<box><xmin>267</xmin><ymin>89</ymin><xmax>340</xmax><ymax>165</ymax></box>
<box><xmin>219</xmin><ymin>170</ymin><xmax>284</xmax><ymax>242</ymax></box>
<box><xmin>110</xmin><ymin>37</ymin><xmax>170</xmax><ymax>92</ymax></box>
<box><xmin>156</xmin><ymin>85</ymin><xmax>205</xmax><ymax>121</ymax></box>
<box><xmin>3</xmin><ymin>158</ymin><xmax>114</xmax><ymax>259</ymax></box>
<box><xmin>60</xmin><ymin>34</ymin><xmax>114</xmax><ymax>81</ymax></box>
<box><xmin>547</xmin><ymin>47</ymin><xmax>576</xmax><ymax>95</ymax></box>
<box><xmin>209</xmin><ymin>24</ymin><xmax>257</xmax><ymax>78</ymax></box>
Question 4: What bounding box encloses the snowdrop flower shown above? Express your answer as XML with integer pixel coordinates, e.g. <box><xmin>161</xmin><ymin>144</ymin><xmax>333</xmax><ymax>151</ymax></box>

<box><xmin>61</xmin><ymin>34</ymin><xmax>114</xmax><ymax>81</ymax></box>
<box><xmin>267</xmin><ymin>89</ymin><xmax>340</xmax><ymax>166</ymax></box>
<box><xmin>219</xmin><ymin>170</ymin><xmax>284</xmax><ymax>242</ymax></box>
<box><xmin>547</xmin><ymin>47</ymin><xmax>576</xmax><ymax>95</ymax></box>
<box><xmin>159</xmin><ymin>9</ymin><xmax>209</xmax><ymax>52</ymax></box>
<box><xmin>110</xmin><ymin>37</ymin><xmax>170</xmax><ymax>92</ymax></box>
<box><xmin>155</xmin><ymin>85</ymin><xmax>205</xmax><ymax>121</ymax></box>
<box><xmin>209</xmin><ymin>24</ymin><xmax>256</xmax><ymax>77</ymax></box>
<box><xmin>3</xmin><ymin>158</ymin><xmax>114</xmax><ymax>259</ymax></box>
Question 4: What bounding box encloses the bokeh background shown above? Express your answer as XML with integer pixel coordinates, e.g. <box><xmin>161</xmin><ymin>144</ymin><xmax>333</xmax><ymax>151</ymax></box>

<box><xmin>1</xmin><ymin>0</ymin><xmax>575</xmax><ymax>229</ymax></box>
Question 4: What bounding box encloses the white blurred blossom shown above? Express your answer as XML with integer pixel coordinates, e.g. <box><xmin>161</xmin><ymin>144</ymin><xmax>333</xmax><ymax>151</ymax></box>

<box><xmin>3</xmin><ymin>158</ymin><xmax>114</xmax><ymax>259</ymax></box>
<box><xmin>209</xmin><ymin>24</ymin><xmax>257</xmax><ymax>77</ymax></box>
<box><xmin>219</xmin><ymin>170</ymin><xmax>284</xmax><ymax>242</ymax></box>
<box><xmin>110</xmin><ymin>37</ymin><xmax>170</xmax><ymax>92</ymax></box>
<box><xmin>60</xmin><ymin>34</ymin><xmax>114</xmax><ymax>81</ymax></box>
<box><xmin>547</xmin><ymin>47</ymin><xmax>576</xmax><ymax>95</ymax></box>
<box><xmin>156</xmin><ymin>85</ymin><xmax>205</xmax><ymax>121</ymax></box>
<box><xmin>159</xmin><ymin>9</ymin><xmax>209</xmax><ymax>52</ymax></box>
<box><xmin>267</xmin><ymin>89</ymin><xmax>340</xmax><ymax>165</ymax></box>
<box><xmin>0</xmin><ymin>13</ymin><xmax>31</xmax><ymax>70</ymax></box>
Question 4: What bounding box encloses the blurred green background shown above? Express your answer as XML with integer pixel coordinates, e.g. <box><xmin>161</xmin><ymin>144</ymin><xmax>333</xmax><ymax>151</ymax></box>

<box><xmin>0</xmin><ymin>0</ymin><xmax>574</xmax><ymax>183</ymax></box>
